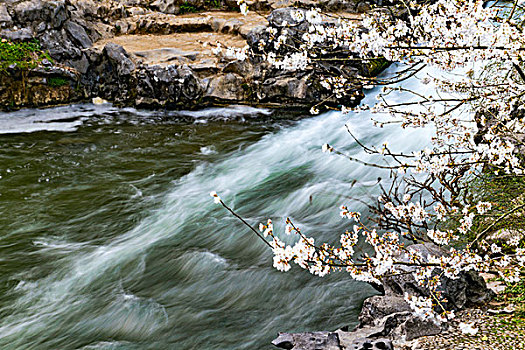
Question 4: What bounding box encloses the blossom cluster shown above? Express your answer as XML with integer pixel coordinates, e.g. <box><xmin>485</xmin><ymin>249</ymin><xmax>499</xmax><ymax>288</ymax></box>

<box><xmin>214</xmin><ymin>0</ymin><xmax>525</xmax><ymax>324</ymax></box>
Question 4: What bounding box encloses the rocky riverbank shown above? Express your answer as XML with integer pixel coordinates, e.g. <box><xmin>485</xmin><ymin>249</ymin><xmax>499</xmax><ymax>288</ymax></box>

<box><xmin>272</xmin><ymin>243</ymin><xmax>496</xmax><ymax>350</ymax></box>
<box><xmin>0</xmin><ymin>0</ymin><xmax>378</xmax><ymax>111</ymax></box>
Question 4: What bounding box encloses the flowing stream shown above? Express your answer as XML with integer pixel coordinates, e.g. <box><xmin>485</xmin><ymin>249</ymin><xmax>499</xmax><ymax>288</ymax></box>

<box><xmin>0</xmin><ymin>65</ymin><xmax>437</xmax><ymax>349</ymax></box>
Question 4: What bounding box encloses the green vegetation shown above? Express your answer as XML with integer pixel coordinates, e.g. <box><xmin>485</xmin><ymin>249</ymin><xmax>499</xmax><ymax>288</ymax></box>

<box><xmin>498</xmin><ymin>276</ymin><xmax>525</xmax><ymax>318</ymax></box>
<box><xmin>441</xmin><ymin>173</ymin><xmax>525</xmax><ymax>246</ymax></box>
<box><xmin>47</xmin><ymin>76</ymin><xmax>69</xmax><ymax>87</ymax></box>
<box><xmin>0</xmin><ymin>39</ymin><xmax>52</xmax><ymax>74</ymax></box>
<box><xmin>179</xmin><ymin>2</ymin><xmax>199</xmax><ymax>14</ymax></box>
<box><xmin>205</xmin><ymin>0</ymin><xmax>222</xmax><ymax>8</ymax></box>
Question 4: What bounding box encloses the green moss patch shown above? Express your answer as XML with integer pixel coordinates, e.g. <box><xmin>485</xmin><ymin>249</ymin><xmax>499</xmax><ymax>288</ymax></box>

<box><xmin>47</xmin><ymin>76</ymin><xmax>69</xmax><ymax>87</ymax></box>
<box><xmin>180</xmin><ymin>2</ymin><xmax>199</xmax><ymax>14</ymax></box>
<box><xmin>441</xmin><ymin>173</ymin><xmax>525</xmax><ymax>245</ymax></box>
<box><xmin>0</xmin><ymin>39</ymin><xmax>53</xmax><ymax>74</ymax></box>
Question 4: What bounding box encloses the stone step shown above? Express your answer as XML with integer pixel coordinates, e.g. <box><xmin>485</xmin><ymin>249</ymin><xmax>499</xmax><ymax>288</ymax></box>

<box><xmin>114</xmin><ymin>11</ymin><xmax>268</xmax><ymax>38</ymax></box>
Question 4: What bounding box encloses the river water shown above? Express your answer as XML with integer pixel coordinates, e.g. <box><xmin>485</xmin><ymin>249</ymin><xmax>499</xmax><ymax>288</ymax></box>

<box><xmin>0</xmin><ymin>66</ymin><xmax>436</xmax><ymax>349</ymax></box>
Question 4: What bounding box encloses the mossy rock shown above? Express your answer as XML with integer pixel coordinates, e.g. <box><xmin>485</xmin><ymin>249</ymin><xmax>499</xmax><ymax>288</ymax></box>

<box><xmin>0</xmin><ymin>39</ymin><xmax>53</xmax><ymax>75</ymax></box>
<box><xmin>361</xmin><ymin>57</ymin><xmax>390</xmax><ymax>77</ymax></box>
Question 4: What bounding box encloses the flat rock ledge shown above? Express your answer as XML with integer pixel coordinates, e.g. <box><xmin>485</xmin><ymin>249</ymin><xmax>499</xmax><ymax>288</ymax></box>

<box><xmin>272</xmin><ymin>243</ymin><xmax>495</xmax><ymax>350</ymax></box>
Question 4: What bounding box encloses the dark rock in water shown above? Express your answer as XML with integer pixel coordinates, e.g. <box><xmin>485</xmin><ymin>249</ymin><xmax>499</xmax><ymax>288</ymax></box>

<box><xmin>272</xmin><ymin>331</ymin><xmax>341</xmax><ymax>350</ymax></box>
<box><xmin>272</xmin><ymin>325</ymin><xmax>395</xmax><ymax>350</ymax></box>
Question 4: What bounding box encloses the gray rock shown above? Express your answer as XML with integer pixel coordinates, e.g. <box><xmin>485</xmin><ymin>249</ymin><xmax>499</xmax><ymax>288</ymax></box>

<box><xmin>31</xmin><ymin>65</ymin><xmax>77</xmax><ymax>80</ymax></box>
<box><xmin>35</xmin><ymin>21</ymin><xmax>47</xmax><ymax>33</ymax></box>
<box><xmin>338</xmin><ymin>335</ymin><xmax>393</xmax><ymax>350</ymax></box>
<box><xmin>245</xmin><ymin>25</ymin><xmax>268</xmax><ymax>51</ymax></box>
<box><xmin>0</xmin><ymin>5</ymin><xmax>12</xmax><ymax>27</ymax></box>
<box><xmin>151</xmin><ymin>0</ymin><xmax>179</xmax><ymax>14</ymax></box>
<box><xmin>337</xmin><ymin>327</ymin><xmax>394</xmax><ymax>349</ymax></box>
<box><xmin>272</xmin><ymin>324</ymin><xmax>395</xmax><ymax>350</ymax></box>
<box><xmin>14</xmin><ymin>0</ymin><xmax>67</xmax><ymax>28</ymax></box>
<box><xmin>267</xmin><ymin>7</ymin><xmax>305</xmax><ymax>27</ymax></box>
<box><xmin>64</xmin><ymin>20</ymin><xmax>92</xmax><ymax>49</ymax></box>
<box><xmin>40</xmin><ymin>29</ymin><xmax>82</xmax><ymax>61</ymax></box>
<box><xmin>14</xmin><ymin>1</ymin><xmax>46</xmax><ymax>23</ymax></box>
<box><xmin>223</xmin><ymin>61</ymin><xmax>254</xmax><ymax>80</ymax></box>
<box><xmin>67</xmin><ymin>54</ymin><xmax>90</xmax><ymax>74</ymax></box>
<box><xmin>0</xmin><ymin>27</ymin><xmax>33</xmax><ymax>41</ymax></box>
<box><xmin>104</xmin><ymin>43</ymin><xmax>136</xmax><ymax>76</ymax></box>
<box><xmin>209</xmin><ymin>17</ymin><xmax>227</xmax><ymax>32</ymax></box>
<box><xmin>50</xmin><ymin>1</ymin><xmax>68</xmax><ymax>29</ymax></box>
<box><xmin>205</xmin><ymin>73</ymin><xmax>245</xmax><ymax>101</ymax></box>
<box><xmin>221</xmin><ymin>19</ymin><xmax>243</xmax><ymax>34</ymax></box>
<box><xmin>389</xmin><ymin>313</ymin><xmax>442</xmax><ymax>341</ymax></box>
<box><xmin>272</xmin><ymin>331</ymin><xmax>341</xmax><ymax>350</ymax></box>
<box><xmin>272</xmin><ymin>333</ymin><xmax>294</xmax><ymax>349</ymax></box>
<box><xmin>359</xmin><ymin>295</ymin><xmax>411</xmax><ymax>326</ymax></box>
